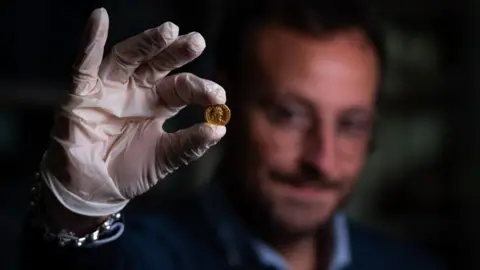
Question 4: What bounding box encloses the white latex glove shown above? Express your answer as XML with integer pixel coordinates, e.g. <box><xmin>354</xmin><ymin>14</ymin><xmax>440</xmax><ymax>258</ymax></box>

<box><xmin>40</xmin><ymin>8</ymin><xmax>227</xmax><ymax>217</ymax></box>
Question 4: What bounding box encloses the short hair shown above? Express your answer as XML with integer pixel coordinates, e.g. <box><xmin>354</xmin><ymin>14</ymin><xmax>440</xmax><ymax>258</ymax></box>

<box><xmin>213</xmin><ymin>0</ymin><xmax>386</xmax><ymax>82</ymax></box>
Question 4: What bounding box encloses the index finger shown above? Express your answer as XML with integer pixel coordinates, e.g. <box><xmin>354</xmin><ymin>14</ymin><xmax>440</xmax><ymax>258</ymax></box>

<box><xmin>155</xmin><ymin>73</ymin><xmax>226</xmax><ymax>110</ymax></box>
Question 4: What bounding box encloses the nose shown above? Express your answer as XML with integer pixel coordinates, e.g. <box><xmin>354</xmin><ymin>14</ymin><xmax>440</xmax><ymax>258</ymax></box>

<box><xmin>302</xmin><ymin>124</ymin><xmax>337</xmax><ymax>176</ymax></box>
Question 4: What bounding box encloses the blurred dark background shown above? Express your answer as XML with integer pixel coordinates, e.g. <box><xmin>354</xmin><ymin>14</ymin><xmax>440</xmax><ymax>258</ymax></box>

<box><xmin>0</xmin><ymin>0</ymin><xmax>479</xmax><ymax>269</ymax></box>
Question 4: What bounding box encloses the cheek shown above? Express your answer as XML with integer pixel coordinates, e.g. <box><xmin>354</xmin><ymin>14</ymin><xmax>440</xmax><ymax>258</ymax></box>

<box><xmin>338</xmin><ymin>137</ymin><xmax>369</xmax><ymax>176</ymax></box>
<box><xmin>248</xmin><ymin>112</ymin><xmax>302</xmax><ymax>169</ymax></box>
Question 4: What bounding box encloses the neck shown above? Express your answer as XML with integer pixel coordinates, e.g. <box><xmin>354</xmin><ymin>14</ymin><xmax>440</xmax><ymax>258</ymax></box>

<box><xmin>276</xmin><ymin>236</ymin><xmax>318</xmax><ymax>270</ymax></box>
<box><xmin>269</xmin><ymin>222</ymin><xmax>333</xmax><ymax>270</ymax></box>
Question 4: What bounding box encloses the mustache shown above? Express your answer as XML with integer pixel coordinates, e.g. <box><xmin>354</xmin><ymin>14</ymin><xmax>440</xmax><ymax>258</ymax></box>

<box><xmin>269</xmin><ymin>164</ymin><xmax>343</xmax><ymax>190</ymax></box>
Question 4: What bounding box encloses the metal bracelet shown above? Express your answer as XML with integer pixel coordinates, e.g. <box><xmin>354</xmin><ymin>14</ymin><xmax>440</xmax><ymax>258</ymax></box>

<box><xmin>30</xmin><ymin>173</ymin><xmax>123</xmax><ymax>247</ymax></box>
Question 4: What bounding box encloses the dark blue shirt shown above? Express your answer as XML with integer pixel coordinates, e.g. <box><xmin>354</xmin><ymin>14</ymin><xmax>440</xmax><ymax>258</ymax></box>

<box><xmin>20</xmin><ymin>184</ymin><xmax>445</xmax><ymax>270</ymax></box>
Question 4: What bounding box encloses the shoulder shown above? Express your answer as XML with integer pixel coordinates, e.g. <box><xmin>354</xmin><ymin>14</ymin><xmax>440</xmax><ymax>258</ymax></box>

<box><xmin>123</xmin><ymin>193</ymin><xmax>212</xmax><ymax>244</ymax></box>
<box><xmin>118</xmin><ymin>193</ymin><xmax>228</xmax><ymax>268</ymax></box>
<box><xmin>347</xmin><ymin>220</ymin><xmax>445</xmax><ymax>270</ymax></box>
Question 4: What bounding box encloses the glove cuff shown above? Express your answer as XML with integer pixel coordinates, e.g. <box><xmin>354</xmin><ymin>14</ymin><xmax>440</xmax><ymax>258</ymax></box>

<box><xmin>40</xmin><ymin>158</ymin><xmax>129</xmax><ymax>217</ymax></box>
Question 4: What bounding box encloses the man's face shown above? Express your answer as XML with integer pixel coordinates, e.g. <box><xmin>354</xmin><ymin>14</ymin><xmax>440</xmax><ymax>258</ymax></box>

<box><xmin>228</xmin><ymin>25</ymin><xmax>379</xmax><ymax>234</ymax></box>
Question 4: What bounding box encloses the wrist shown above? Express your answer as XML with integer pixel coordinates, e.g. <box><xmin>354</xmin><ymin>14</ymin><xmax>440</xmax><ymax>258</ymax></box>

<box><xmin>40</xmin><ymin>151</ymin><xmax>129</xmax><ymax>217</ymax></box>
<box><xmin>29</xmin><ymin>174</ymin><xmax>123</xmax><ymax>247</ymax></box>
<box><xmin>42</xmin><ymin>184</ymin><xmax>109</xmax><ymax>235</ymax></box>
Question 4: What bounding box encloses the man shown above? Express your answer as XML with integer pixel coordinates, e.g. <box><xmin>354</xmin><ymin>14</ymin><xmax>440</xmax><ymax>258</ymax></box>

<box><xmin>20</xmin><ymin>0</ymin><xmax>444</xmax><ymax>269</ymax></box>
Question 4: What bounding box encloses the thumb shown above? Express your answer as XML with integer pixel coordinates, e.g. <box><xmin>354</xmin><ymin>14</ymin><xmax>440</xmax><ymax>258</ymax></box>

<box><xmin>158</xmin><ymin>123</ymin><xmax>226</xmax><ymax>175</ymax></box>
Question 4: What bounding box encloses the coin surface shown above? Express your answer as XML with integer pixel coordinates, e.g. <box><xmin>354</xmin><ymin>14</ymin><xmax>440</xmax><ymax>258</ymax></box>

<box><xmin>205</xmin><ymin>104</ymin><xmax>231</xmax><ymax>126</ymax></box>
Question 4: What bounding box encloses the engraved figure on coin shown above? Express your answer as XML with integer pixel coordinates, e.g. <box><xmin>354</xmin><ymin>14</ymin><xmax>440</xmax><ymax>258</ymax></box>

<box><xmin>211</xmin><ymin>106</ymin><xmax>225</xmax><ymax>122</ymax></box>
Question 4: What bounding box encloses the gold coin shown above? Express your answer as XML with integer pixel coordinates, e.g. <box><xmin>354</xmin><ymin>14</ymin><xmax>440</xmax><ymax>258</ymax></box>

<box><xmin>205</xmin><ymin>104</ymin><xmax>231</xmax><ymax>126</ymax></box>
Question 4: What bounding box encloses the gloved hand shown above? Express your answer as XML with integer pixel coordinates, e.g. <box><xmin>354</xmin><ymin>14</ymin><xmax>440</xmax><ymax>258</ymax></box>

<box><xmin>40</xmin><ymin>8</ymin><xmax>227</xmax><ymax>217</ymax></box>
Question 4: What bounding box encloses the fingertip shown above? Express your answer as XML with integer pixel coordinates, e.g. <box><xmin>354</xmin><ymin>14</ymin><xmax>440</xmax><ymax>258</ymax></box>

<box><xmin>95</xmin><ymin>7</ymin><xmax>107</xmax><ymax>13</ymax></box>
<box><xmin>90</xmin><ymin>8</ymin><xmax>109</xmax><ymax>39</ymax></box>
<box><xmin>158</xmin><ymin>21</ymin><xmax>180</xmax><ymax>41</ymax></box>
<box><xmin>92</xmin><ymin>7</ymin><xmax>108</xmax><ymax>20</ymax></box>
<box><xmin>210</xmin><ymin>124</ymin><xmax>227</xmax><ymax>139</ymax></box>
<box><xmin>215</xmin><ymin>86</ymin><xmax>227</xmax><ymax>104</ymax></box>
<box><xmin>186</xmin><ymin>32</ymin><xmax>206</xmax><ymax>53</ymax></box>
<box><xmin>204</xmin><ymin>80</ymin><xmax>226</xmax><ymax>104</ymax></box>
<box><xmin>201</xmin><ymin>123</ymin><xmax>227</xmax><ymax>141</ymax></box>
<box><xmin>98</xmin><ymin>8</ymin><xmax>109</xmax><ymax>24</ymax></box>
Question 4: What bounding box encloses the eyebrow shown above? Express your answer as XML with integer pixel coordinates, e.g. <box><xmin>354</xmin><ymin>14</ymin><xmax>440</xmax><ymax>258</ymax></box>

<box><xmin>271</xmin><ymin>90</ymin><xmax>374</xmax><ymax>118</ymax></box>
<box><xmin>279</xmin><ymin>92</ymin><xmax>316</xmax><ymax>111</ymax></box>
<box><xmin>341</xmin><ymin>107</ymin><xmax>373</xmax><ymax>116</ymax></box>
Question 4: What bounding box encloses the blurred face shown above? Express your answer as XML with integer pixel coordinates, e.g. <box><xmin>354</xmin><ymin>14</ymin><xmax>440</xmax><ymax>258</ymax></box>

<box><xmin>226</xmin><ymin>25</ymin><xmax>380</xmax><ymax>235</ymax></box>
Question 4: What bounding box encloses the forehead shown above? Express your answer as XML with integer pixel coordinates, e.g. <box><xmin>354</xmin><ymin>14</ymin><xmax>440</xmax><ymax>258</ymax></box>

<box><xmin>252</xmin><ymin>25</ymin><xmax>380</xmax><ymax>109</ymax></box>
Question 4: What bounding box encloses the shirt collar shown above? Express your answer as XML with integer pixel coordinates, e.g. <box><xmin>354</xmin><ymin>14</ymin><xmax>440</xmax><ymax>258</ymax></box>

<box><xmin>330</xmin><ymin>212</ymin><xmax>351</xmax><ymax>270</ymax></box>
<box><xmin>251</xmin><ymin>212</ymin><xmax>351</xmax><ymax>270</ymax></box>
<box><xmin>200</xmin><ymin>184</ymin><xmax>352</xmax><ymax>270</ymax></box>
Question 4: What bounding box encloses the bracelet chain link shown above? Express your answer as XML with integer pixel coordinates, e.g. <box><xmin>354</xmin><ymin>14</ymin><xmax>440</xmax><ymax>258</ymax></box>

<box><xmin>29</xmin><ymin>173</ymin><xmax>122</xmax><ymax>247</ymax></box>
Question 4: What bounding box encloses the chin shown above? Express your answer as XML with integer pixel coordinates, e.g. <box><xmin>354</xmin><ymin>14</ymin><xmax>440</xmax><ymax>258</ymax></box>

<box><xmin>270</xmin><ymin>199</ymin><xmax>336</xmax><ymax>235</ymax></box>
<box><xmin>258</xmin><ymin>184</ymin><xmax>338</xmax><ymax>233</ymax></box>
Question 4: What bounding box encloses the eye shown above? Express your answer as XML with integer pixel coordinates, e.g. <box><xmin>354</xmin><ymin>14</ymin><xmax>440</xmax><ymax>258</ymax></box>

<box><xmin>267</xmin><ymin>103</ymin><xmax>310</xmax><ymax>130</ymax></box>
<box><xmin>269</xmin><ymin>105</ymin><xmax>296</xmax><ymax>120</ymax></box>
<box><xmin>338</xmin><ymin>116</ymin><xmax>371</xmax><ymax>137</ymax></box>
